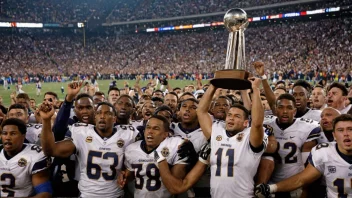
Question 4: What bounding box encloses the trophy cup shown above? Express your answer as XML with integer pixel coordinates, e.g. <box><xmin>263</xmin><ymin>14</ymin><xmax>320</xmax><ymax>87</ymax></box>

<box><xmin>210</xmin><ymin>8</ymin><xmax>252</xmax><ymax>90</ymax></box>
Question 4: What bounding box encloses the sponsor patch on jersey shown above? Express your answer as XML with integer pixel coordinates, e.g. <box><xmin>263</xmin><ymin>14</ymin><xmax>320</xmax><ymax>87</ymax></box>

<box><xmin>18</xmin><ymin>158</ymin><xmax>27</xmax><ymax>167</ymax></box>
<box><xmin>117</xmin><ymin>139</ymin><xmax>125</xmax><ymax>148</ymax></box>
<box><xmin>161</xmin><ymin>147</ymin><xmax>170</xmax><ymax>157</ymax></box>
<box><xmin>85</xmin><ymin>136</ymin><xmax>93</xmax><ymax>143</ymax></box>
<box><xmin>328</xmin><ymin>166</ymin><xmax>336</xmax><ymax>173</ymax></box>
<box><xmin>236</xmin><ymin>133</ymin><xmax>244</xmax><ymax>142</ymax></box>
<box><xmin>216</xmin><ymin>135</ymin><xmax>222</xmax><ymax>141</ymax></box>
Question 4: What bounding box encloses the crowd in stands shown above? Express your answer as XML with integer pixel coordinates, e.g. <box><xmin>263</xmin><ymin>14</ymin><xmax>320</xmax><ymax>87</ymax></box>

<box><xmin>0</xmin><ymin>16</ymin><xmax>351</xmax><ymax>83</ymax></box>
<box><xmin>0</xmin><ymin>0</ymin><xmax>349</xmax><ymax>23</ymax></box>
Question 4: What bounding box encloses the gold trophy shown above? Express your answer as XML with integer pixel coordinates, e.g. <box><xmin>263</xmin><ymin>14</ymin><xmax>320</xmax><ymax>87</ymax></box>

<box><xmin>211</xmin><ymin>8</ymin><xmax>252</xmax><ymax>90</ymax></box>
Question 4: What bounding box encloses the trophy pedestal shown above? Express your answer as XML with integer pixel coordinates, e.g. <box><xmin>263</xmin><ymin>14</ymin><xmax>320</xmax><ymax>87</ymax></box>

<box><xmin>211</xmin><ymin>69</ymin><xmax>252</xmax><ymax>90</ymax></box>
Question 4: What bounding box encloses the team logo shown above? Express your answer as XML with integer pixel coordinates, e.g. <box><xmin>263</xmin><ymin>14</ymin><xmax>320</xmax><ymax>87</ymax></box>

<box><xmin>161</xmin><ymin>147</ymin><xmax>170</xmax><ymax>157</ymax></box>
<box><xmin>349</xmin><ymin>166</ymin><xmax>352</xmax><ymax>170</ymax></box>
<box><xmin>85</xmin><ymin>136</ymin><xmax>93</xmax><ymax>143</ymax></box>
<box><xmin>117</xmin><ymin>139</ymin><xmax>125</xmax><ymax>148</ymax></box>
<box><xmin>236</xmin><ymin>133</ymin><xmax>244</xmax><ymax>142</ymax></box>
<box><xmin>328</xmin><ymin>166</ymin><xmax>336</xmax><ymax>173</ymax></box>
<box><xmin>18</xmin><ymin>158</ymin><xmax>27</xmax><ymax>167</ymax></box>
<box><xmin>216</xmin><ymin>135</ymin><xmax>222</xmax><ymax>141</ymax></box>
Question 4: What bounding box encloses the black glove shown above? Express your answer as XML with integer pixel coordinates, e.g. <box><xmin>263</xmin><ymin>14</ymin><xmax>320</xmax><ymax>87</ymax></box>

<box><xmin>254</xmin><ymin>183</ymin><xmax>271</xmax><ymax>198</ymax></box>
<box><xmin>177</xmin><ymin>140</ymin><xmax>197</xmax><ymax>165</ymax></box>
<box><xmin>198</xmin><ymin>142</ymin><xmax>211</xmax><ymax>164</ymax></box>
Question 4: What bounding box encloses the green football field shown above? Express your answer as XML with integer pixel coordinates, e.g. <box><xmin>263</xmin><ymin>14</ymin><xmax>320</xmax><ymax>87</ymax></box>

<box><xmin>0</xmin><ymin>79</ymin><xmax>209</xmax><ymax>107</ymax></box>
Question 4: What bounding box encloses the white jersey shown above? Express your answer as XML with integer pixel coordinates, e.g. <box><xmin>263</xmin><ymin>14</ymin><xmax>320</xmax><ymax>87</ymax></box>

<box><xmin>300</xmin><ymin>109</ymin><xmax>321</xmax><ymax>122</ymax></box>
<box><xmin>264</xmin><ymin>116</ymin><xmax>321</xmax><ymax>183</ymax></box>
<box><xmin>125</xmin><ymin>137</ymin><xmax>186</xmax><ymax>198</ymax></box>
<box><xmin>67</xmin><ymin>123</ymin><xmax>138</xmax><ymax>198</ymax></box>
<box><xmin>131</xmin><ymin>120</ymin><xmax>144</xmax><ymax>128</ymax></box>
<box><xmin>26</xmin><ymin>124</ymin><xmax>42</xmax><ymax>145</ymax></box>
<box><xmin>210</xmin><ymin>122</ymin><xmax>268</xmax><ymax>197</ymax></box>
<box><xmin>0</xmin><ymin>144</ymin><xmax>50</xmax><ymax>197</ymax></box>
<box><xmin>309</xmin><ymin>142</ymin><xmax>352</xmax><ymax>198</ymax></box>
<box><xmin>170</xmin><ymin>123</ymin><xmax>207</xmax><ymax>152</ymax></box>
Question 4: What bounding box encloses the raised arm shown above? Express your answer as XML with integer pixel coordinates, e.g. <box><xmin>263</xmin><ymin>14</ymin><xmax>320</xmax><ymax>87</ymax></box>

<box><xmin>52</xmin><ymin>81</ymin><xmax>82</xmax><ymax>141</ymax></box>
<box><xmin>40</xmin><ymin>103</ymin><xmax>76</xmax><ymax>158</ymax></box>
<box><xmin>253</xmin><ymin>62</ymin><xmax>277</xmax><ymax>115</ymax></box>
<box><xmin>249</xmin><ymin>77</ymin><xmax>265</xmax><ymax>148</ymax></box>
<box><xmin>197</xmin><ymin>84</ymin><xmax>217</xmax><ymax>140</ymax></box>
<box><xmin>240</xmin><ymin>89</ymin><xmax>251</xmax><ymax>110</ymax></box>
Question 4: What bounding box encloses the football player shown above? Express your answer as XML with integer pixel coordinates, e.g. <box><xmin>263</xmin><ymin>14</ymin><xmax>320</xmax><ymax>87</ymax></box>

<box><xmin>40</xmin><ymin>102</ymin><xmax>135</xmax><ymax>198</ymax></box>
<box><xmin>7</xmin><ymin>104</ymin><xmax>42</xmax><ymax>145</ymax></box>
<box><xmin>319</xmin><ymin>107</ymin><xmax>341</xmax><ymax>143</ymax></box>
<box><xmin>119</xmin><ymin>115</ymin><xmax>187</xmax><ymax>197</ymax></box>
<box><xmin>292</xmin><ymin>80</ymin><xmax>321</xmax><ymax>121</ymax></box>
<box><xmin>0</xmin><ymin>118</ymin><xmax>52</xmax><ymax>197</ymax></box>
<box><xmin>255</xmin><ymin>114</ymin><xmax>352</xmax><ymax>198</ymax></box>
<box><xmin>262</xmin><ymin>93</ymin><xmax>321</xmax><ymax>197</ymax></box>
<box><xmin>197</xmin><ymin>77</ymin><xmax>268</xmax><ymax>197</ymax></box>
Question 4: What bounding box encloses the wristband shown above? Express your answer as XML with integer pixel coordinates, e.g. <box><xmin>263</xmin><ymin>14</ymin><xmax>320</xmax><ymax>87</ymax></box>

<box><xmin>261</xmin><ymin>74</ymin><xmax>267</xmax><ymax>80</ymax></box>
<box><xmin>269</xmin><ymin>184</ymin><xmax>277</xmax><ymax>193</ymax></box>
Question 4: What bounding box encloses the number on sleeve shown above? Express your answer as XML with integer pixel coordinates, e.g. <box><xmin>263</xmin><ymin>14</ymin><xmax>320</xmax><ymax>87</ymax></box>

<box><xmin>316</xmin><ymin>143</ymin><xmax>329</xmax><ymax>150</ymax></box>
<box><xmin>1</xmin><ymin>173</ymin><xmax>15</xmax><ymax>197</ymax></box>
<box><xmin>31</xmin><ymin>145</ymin><xmax>42</xmax><ymax>153</ymax></box>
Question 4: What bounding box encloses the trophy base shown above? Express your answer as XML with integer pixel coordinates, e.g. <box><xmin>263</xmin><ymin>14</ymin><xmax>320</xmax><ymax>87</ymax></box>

<box><xmin>211</xmin><ymin>69</ymin><xmax>252</xmax><ymax>90</ymax></box>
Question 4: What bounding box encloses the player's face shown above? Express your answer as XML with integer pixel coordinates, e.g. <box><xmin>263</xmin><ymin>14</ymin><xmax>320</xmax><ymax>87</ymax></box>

<box><xmin>114</xmin><ymin>96</ymin><xmax>134</xmax><ymax>120</ymax></box>
<box><xmin>74</xmin><ymin>97</ymin><xmax>95</xmax><ymax>124</ymax></box>
<box><xmin>292</xmin><ymin>86</ymin><xmax>308</xmax><ymax>111</ymax></box>
<box><xmin>274</xmin><ymin>89</ymin><xmax>286</xmax><ymax>99</ymax></box>
<box><xmin>225</xmin><ymin>107</ymin><xmax>248</xmax><ymax>133</ymax></box>
<box><xmin>174</xmin><ymin>89</ymin><xmax>182</xmax><ymax>96</ymax></box>
<box><xmin>153</xmin><ymin>92</ymin><xmax>163</xmax><ymax>99</ymax></box>
<box><xmin>1</xmin><ymin>125</ymin><xmax>25</xmax><ymax>156</ymax></box>
<box><xmin>211</xmin><ymin>98</ymin><xmax>230</xmax><ymax>120</ymax></box>
<box><xmin>333</xmin><ymin>121</ymin><xmax>352</xmax><ymax>154</ymax></box>
<box><xmin>95</xmin><ymin>105</ymin><xmax>116</xmax><ymax>133</ymax></box>
<box><xmin>30</xmin><ymin>100</ymin><xmax>36</xmax><ymax>109</ymax></box>
<box><xmin>327</xmin><ymin>87</ymin><xmax>346</xmax><ymax>109</ymax></box>
<box><xmin>180</xmin><ymin>100</ymin><xmax>198</xmax><ymax>125</ymax></box>
<box><xmin>320</xmin><ymin>108</ymin><xmax>340</xmax><ymax>132</ymax></box>
<box><xmin>43</xmin><ymin>94</ymin><xmax>57</xmax><ymax>105</ymax></box>
<box><xmin>312</xmin><ymin>87</ymin><xmax>325</xmax><ymax>109</ymax></box>
<box><xmin>144</xmin><ymin>118</ymin><xmax>168</xmax><ymax>150</ymax></box>
<box><xmin>179</xmin><ymin>95</ymin><xmax>193</xmax><ymax>103</ymax></box>
<box><xmin>164</xmin><ymin>94</ymin><xmax>177</xmax><ymax>112</ymax></box>
<box><xmin>276</xmin><ymin>99</ymin><xmax>296</xmax><ymax>124</ymax></box>
<box><xmin>108</xmin><ymin>90</ymin><xmax>120</xmax><ymax>104</ymax></box>
<box><xmin>142</xmin><ymin>101</ymin><xmax>156</xmax><ymax>121</ymax></box>
<box><xmin>262</xmin><ymin>99</ymin><xmax>271</xmax><ymax>111</ymax></box>
<box><xmin>156</xmin><ymin>111</ymin><xmax>173</xmax><ymax>123</ymax></box>
<box><xmin>7</xmin><ymin>109</ymin><xmax>28</xmax><ymax>123</ymax></box>
<box><xmin>16</xmin><ymin>98</ymin><xmax>29</xmax><ymax>109</ymax></box>
<box><xmin>93</xmin><ymin>95</ymin><xmax>105</xmax><ymax>105</ymax></box>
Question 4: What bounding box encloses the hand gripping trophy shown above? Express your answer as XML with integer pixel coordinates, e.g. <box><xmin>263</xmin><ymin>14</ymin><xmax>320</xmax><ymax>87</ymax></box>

<box><xmin>211</xmin><ymin>8</ymin><xmax>252</xmax><ymax>90</ymax></box>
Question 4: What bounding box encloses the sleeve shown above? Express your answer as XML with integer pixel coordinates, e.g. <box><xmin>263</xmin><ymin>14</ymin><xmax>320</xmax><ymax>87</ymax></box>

<box><xmin>124</xmin><ymin>148</ymin><xmax>134</xmax><ymax>171</ymax></box>
<box><xmin>52</xmin><ymin>99</ymin><xmax>74</xmax><ymax>141</ymax></box>
<box><xmin>306</xmin><ymin>126</ymin><xmax>321</xmax><ymax>142</ymax></box>
<box><xmin>308</xmin><ymin>147</ymin><xmax>324</xmax><ymax>174</ymax></box>
<box><xmin>263</xmin><ymin>124</ymin><xmax>274</xmax><ymax>136</ymax></box>
<box><xmin>65</xmin><ymin>127</ymin><xmax>79</xmax><ymax>154</ymax></box>
<box><xmin>31</xmin><ymin>151</ymin><xmax>51</xmax><ymax>175</ymax></box>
